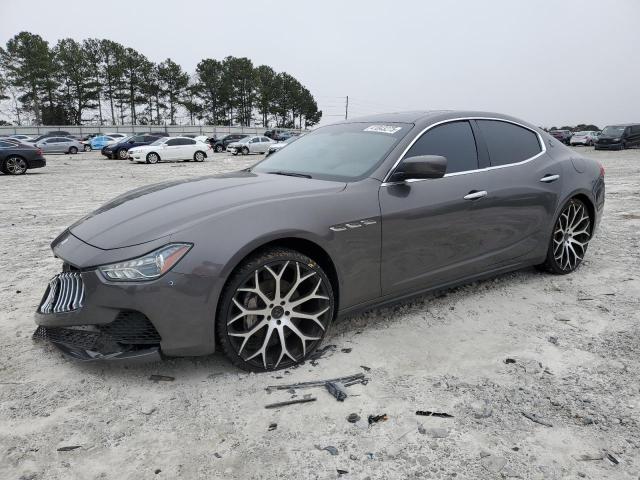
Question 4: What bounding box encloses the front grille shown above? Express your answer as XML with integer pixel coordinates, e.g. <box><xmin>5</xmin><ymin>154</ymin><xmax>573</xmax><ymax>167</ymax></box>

<box><xmin>98</xmin><ymin>311</ymin><xmax>161</xmax><ymax>344</ymax></box>
<box><xmin>39</xmin><ymin>273</ymin><xmax>85</xmax><ymax>314</ymax></box>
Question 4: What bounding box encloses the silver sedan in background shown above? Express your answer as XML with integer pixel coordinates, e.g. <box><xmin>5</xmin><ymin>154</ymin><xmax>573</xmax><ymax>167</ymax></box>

<box><xmin>34</xmin><ymin>137</ymin><xmax>84</xmax><ymax>154</ymax></box>
<box><xmin>227</xmin><ymin>135</ymin><xmax>275</xmax><ymax>155</ymax></box>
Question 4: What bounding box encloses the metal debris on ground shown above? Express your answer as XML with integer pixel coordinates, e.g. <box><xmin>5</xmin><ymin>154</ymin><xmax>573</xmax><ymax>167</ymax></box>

<box><xmin>360</xmin><ymin>365</ymin><xmax>371</xmax><ymax>371</ymax></box>
<box><xmin>57</xmin><ymin>445</ymin><xmax>82</xmax><ymax>451</ymax></box>
<box><xmin>416</xmin><ymin>410</ymin><xmax>453</xmax><ymax>418</ymax></box>
<box><xmin>337</xmin><ymin>469</ymin><xmax>349</xmax><ymax>475</ymax></box>
<box><xmin>149</xmin><ymin>375</ymin><xmax>175</xmax><ymax>382</ymax></box>
<box><xmin>347</xmin><ymin>413</ymin><xmax>361</xmax><ymax>423</ymax></box>
<box><xmin>521</xmin><ymin>411</ymin><xmax>553</xmax><ymax>427</ymax></box>
<box><xmin>341</xmin><ymin>348</ymin><xmax>352</xmax><ymax>353</ymax></box>
<box><xmin>268</xmin><ymin>423</ymin><xmax>277</xmax><ymax>431</ymax></box>
<box><xmin>315</xmin><ymin>445</ymin><xmax>338</xmax><ymax>455</ymax></box>
<box><xmin>605</xmin><ymin>452</ymin><xmax>619</xmax><ymax>465</ymax></box>
<box><xmin>326</xmin><ymin>381</ymin><xmax>348</xmax><ymax>401</ymax></box>
<box><xmin>264</xmin><ymin>397</ymin><xmax>317</xmax><ymax>409</ymax></box>
<box><xmin>504</xmin><ymin>358</ymin><xmax>516</xmax><ymax>364</ymax></box>
<box><xmin>307</xmin><ymin>344</ymin><xmax>336</xmax><ymax>361</ymax></box>
<box><xmin>266</xmin><ymin>373</ymin><xmax>366</xmax><ymax>391</ymax></box>
<box><xmin>368</xmin><ymin>413</ymin><xmax>388</xmax><ymax>425</ymax></box>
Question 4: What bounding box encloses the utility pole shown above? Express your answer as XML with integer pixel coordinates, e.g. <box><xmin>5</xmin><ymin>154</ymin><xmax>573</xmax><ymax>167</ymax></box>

<box><xmin>345</xmin><ymin>95</ymin><xmax>349</xmax><ymax>120</ymax></box>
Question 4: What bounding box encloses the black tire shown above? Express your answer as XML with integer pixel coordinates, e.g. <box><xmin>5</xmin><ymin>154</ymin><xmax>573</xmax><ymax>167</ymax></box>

<box><xmin>217</xmin><ymin>248</ymin><xmax>335</xmax><ymax>372</ymax></box>
<box><xmin>84</xmin><ymin>144</ymin><xmax>91</xmax><ymax>152</ymax></box>
<box><xmin>1</xmin><ymin>156</ymin><xmax>28</xmax><ymax>175</ymax></box>
<box><xmin>68</xmin><ymin>146</ymin><xmax>78</xmax><ymax>154</ymax></box>
<box><xmin>215</xmin><ymin>144</ymin><xmax>223</xmax><ymax>153</ymax></box>
<box><xmin>146</xmin><ymin>152</ymin><xmax>160</xmax><ymax>164</ymax></box>
<box><xmin>117</xmin><ymin>148</ymin><xmax>128</xmax><ymax>160</ymax></box>
<box><xmin>241</xmin><ymin>146</ymin><xmax>249</xmax><ymax>155</ymax></box>
<box><xmin>232</xmin><ymin>151</ymin><xmax>238</xmax><ymax>156</ymax></box>
<box><xmin>537</xmin><ymin>198</ymin><xmax>592</xmax><ymax>275</ymax></box>
<box><xmin>194</xmin><ymin>151</ymin><xmax>206</xmax><ymax>162</ymax></box>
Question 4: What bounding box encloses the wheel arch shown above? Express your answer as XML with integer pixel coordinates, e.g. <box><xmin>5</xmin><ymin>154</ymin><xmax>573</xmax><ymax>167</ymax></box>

<box><xmin>216</xmin><ymin>236</ymin><xmax>341</xmax><ymax>321</ymax></box>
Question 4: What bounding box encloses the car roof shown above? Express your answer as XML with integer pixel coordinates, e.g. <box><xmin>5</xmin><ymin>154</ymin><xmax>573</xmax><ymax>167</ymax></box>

<box><xmin>334</xmin><ymin>110</ymin><xmax>542</xmax><ymax>132</ymax></box>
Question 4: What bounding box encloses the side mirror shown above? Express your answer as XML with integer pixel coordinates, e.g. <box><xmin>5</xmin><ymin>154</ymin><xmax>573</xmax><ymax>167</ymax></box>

<box><xmin>390</xmin><ymin>155</ymin><xmax>447</xmax><ymax>182</ymax></box>
<box><xmin>128</xmin><ymin>140</ymin><xmax>135</xmax><ymax>144</ymax></box>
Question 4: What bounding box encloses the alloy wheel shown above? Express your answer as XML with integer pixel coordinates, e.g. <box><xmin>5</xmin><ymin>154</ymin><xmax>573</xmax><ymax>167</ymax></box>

<box><xmin>84</xmin><ymin>144</ymin><xmax>91</xmax><ymax>152</ymax></box>
<box><xmin>118</xmin><ymin>149</ymin><xmax>128</xmax><ymax>159</ymax></box>
<box><xmin>242</xmin><ymin>147</ymin><xmax>249</xmax><ymax>155</ymax></box>
<box><xmin>552</xmin><ymin>200</ymin><xmax>591</xmax><ymax>272</ymax></box>
<box><xmin>146</xmin><ymin>153</ymin><xmax>159</xmax><ymax>164</ymax></box>
<box><xmin>194</xmin><ymin>151</ymin><xmax>205</xmax><ymax>162</ymax></box>
<box><xmin>226</xmin><ymin>260</ymin><xmax>332</xmax><ymax>370</ymax></box>
<box><xmin>5</xmin><ymin>156</ymin><xmax>27</xmax><ymax>175</ymax></box>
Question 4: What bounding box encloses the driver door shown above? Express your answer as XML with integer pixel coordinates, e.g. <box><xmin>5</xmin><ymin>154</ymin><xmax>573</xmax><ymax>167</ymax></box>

<box><xmin>380</xmin><ymin>120</ymin><xmax>493</xmax><ymax>296</ymax></box>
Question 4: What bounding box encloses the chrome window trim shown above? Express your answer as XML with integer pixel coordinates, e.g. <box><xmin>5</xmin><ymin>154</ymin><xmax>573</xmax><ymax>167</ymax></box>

<box><xmin>381</xmin><ymin>117</ymin><xmax>546</xmax><ymax>186</ymax></box>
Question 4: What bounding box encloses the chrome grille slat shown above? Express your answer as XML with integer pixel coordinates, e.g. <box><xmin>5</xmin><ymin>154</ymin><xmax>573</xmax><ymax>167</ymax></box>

<box><xmin>39</xmin><ymin>272</ymin><xmax>85</xmax><ymax>314</ymax></box>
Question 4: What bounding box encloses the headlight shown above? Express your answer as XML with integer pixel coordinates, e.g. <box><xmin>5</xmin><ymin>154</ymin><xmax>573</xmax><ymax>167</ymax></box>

<box><xmin>613</xmin><ymin>138</ymin><xmax>620</xmax><ymax>142</ymax></box>
<box><xmin>98</xmin><ymin>243</ymin><xmax>192</xmax><ymax>281</ymax></box>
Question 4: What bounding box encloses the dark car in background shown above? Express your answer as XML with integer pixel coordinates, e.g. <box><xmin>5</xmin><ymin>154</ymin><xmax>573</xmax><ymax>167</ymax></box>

<box><xmin>102</xmin><ymin>134</ymin><xmax>161</xmax><ymax>159</ymax></box>
<box><xmin>0</xmin><ymin>139</ymin><xmax>46</xmax><ymax>175</ymax></box>
<box><xmin>33</xmin><ymin>110</ymin><xmax>605</xmax><ymax>371</ymax></box>
<box><xmin>549</xmin><ymin>129</ymin><xmax>573</xmax><ymax>145</ymax></box>
<box><xmin>212</xmin><ymin>134</ymin><xmax>249</xmax><ymax>152</ymax></box>
<box><xmin>595</xmin><ymin>124</ymin><xmax>640</xmax><ymax>150</ymax></box>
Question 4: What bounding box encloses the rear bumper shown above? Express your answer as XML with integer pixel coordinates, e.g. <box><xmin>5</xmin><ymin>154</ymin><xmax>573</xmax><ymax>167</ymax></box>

<box><xmin>28</xmin><ymin>158</ymin><xmax>46</xmax><ymax>169</ymax></box>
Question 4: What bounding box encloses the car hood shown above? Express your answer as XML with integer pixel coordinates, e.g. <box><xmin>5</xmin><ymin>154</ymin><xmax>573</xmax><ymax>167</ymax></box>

<box><xmin>68</xmin><ymin>171</ymin><xmax>347</xmax><ymax>250</ymax></box>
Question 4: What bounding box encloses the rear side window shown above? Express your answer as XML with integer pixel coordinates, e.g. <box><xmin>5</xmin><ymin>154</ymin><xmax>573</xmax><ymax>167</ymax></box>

<box><xmin>0</xmin><ymin>141</ymin><xmax>10</xmax><ymax>147</ymax></box>
<box><xmin>476</xmin><ymin>120</ymin><xmax>541</xmax><ymax>167</ymax></box>
<box><xmin>184</xmin><ymin>139</ymin><xmax>196</xmax><ymax>145</ymax></box>
<box><xmin>405</xmin><ymin>121</ymin><xmax>478</xmax><ymax>174</ymax></box>
<box><xmin>166</xmin><ymin>139</ymin><xmax>180</xmax><ymax>146</ymax></box>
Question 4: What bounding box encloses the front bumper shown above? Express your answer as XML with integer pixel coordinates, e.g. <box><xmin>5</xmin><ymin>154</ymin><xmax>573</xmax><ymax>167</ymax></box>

<box><xmin>594</xmin><ymin>142</ymin><xmax>622</xmax><ymax>150</ymax></box>
<box><xmin>28</xmin><ymin>158</ymin><xmax>46</xmax><ymax>169</ymax></box>
<box><xmin>34</xmin><ymin>234</ymin><xmax>220</xmax><ymax>360</ymax></box>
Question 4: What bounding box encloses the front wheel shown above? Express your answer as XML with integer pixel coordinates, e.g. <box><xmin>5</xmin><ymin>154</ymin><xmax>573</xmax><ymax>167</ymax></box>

<box><xmin>84</xmin><ymin>144</ymin><xmax>92</xmax><ymax>152</ymax></box>
<box><xmin>118</xmin><ymin>149</ymin><xmax>128</xmax><ymax>160</ymax></box>
<box><xmin>217</xmin><ymin>248</ymin><xmax>335</xmax><ymax>372</ymax></box>
<box><xmin>146</xmin><ymin>152</ymin><xmax>160</xmax><ymax>164</ymax></box>
<box><xmin>215</xmin><ymin>144</ymin><xmax>224</xmax><ymax>153</ymax></box>
<box><xmin>241</xmin><ymin>146</ymin><xmax>249</xmax><ymax>155</ymax></box>
<box><xmin>538</xmin><ymin>198</ymin><xmax>592</xmax><ymax>274</ymax></box>
<box><xmin>2</xmin><ymin>156</ymin><xmax>28</xmax><ymax>175</ymax></box>
<box><xmin>194</xmin><ymin>151</ymin><xmax>206</xmax><ymax>162</ymax></box>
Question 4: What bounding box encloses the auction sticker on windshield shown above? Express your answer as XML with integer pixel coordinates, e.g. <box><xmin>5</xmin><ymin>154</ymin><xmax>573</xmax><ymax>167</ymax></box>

<box><xmin>363</xmin><ymin>125</ymin><xmax>403</xmax><ymax>134</ymax></box>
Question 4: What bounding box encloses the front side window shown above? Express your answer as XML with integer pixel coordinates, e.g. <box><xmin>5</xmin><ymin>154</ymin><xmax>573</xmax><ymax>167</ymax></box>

<box><xmin>404</xmin><ymin>121</ymin><xmax>478</xmax><ymax>174</ymax></box>
<box><xmin>476</xmin><ymin>120</ymin><xmax>541</xmax><ymax>167</ymax></box>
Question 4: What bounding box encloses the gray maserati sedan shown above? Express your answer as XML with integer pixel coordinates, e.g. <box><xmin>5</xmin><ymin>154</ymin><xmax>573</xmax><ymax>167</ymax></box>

<box><xmin>34</xmin><ymin>111</ymin><xmax>605</xmax><ymax>371</ymax></box>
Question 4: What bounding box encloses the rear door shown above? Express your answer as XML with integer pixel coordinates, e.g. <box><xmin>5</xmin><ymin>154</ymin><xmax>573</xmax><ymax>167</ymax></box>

<box><xmin>248</xmin><ymin>137</ymin><xmax>261</xmax><ymax>153</ymax></box>
<box><xmin>380</xmin><ymin>120</ymin><xmax>495</xmax><ymax>295</ymax></box>
<box><xmin>163</xmin><ymin>138</ymin><xmax>182</xmax><ymax>160</ymax></box>
<box><xmin>472</xmin><ymin>119</ymin><xmax>560</xmax><ymax>265</ymax></box>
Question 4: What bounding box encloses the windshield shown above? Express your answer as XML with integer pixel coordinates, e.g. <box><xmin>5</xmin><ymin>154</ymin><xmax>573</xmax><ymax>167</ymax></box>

<box><xmin>253</xmin><ymin>122</ymin><xmax>412</xmax><ymax>181</ymax></box>
<box><xmin>601</xmin><ymin>126</ymin><xmax>626</xmax><ymax>136</ymax></box>
<box><xmin>116</xmin><ymin>136</ymin><xmax>133</xmax><ymax>143</ymax></box>
<box><xmin>236</xmin><ymin>137</ymin><xmax>252</xmax><ymax>144</ymax></box>
<box><xmin>150</xmin><ymin>137</ymin><xmax>168</xmax><ymax>146</ymax></box>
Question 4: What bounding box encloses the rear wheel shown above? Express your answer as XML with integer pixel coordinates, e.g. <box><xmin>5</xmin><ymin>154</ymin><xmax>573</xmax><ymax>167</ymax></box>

<box><xmin>217</xmin><ymin>248</ymin><xmax>335</xmax><ymax>372</ymax></box>
<box><xmin>146</xmin><ymin>152</ymin><xmax>160</xmax><ymax>164</ymax></box>
<box><xmin>194</xmin><ymin>151</ymin><xmax>205</xmax><ymax>162</ymax></box>
<box><xmin>538</xmin><ymin>198</ymin><xmax>592</xmax><ymax>274</ymax></box>
<box><xmin>2</xmin><ymin>156</ymin><xmax>28</xmax><ymax>175</ymax></box>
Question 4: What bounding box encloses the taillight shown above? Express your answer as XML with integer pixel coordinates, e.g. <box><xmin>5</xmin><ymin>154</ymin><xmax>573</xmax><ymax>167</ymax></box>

<box><xmin>37</xmin><ymin>148</ymin><xmax>43</xmax><ymax>156</ymax></box>
<box><xmin>599</xmin><ymin>163</ymin><xmax>605</xmax><ymax>177</ymax></box>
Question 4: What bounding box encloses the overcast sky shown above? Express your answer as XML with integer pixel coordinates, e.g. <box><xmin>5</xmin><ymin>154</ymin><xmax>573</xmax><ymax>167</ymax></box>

<box><xmin>1</xmin><ymin>0</ymin><xmax>638</xmax><ymax>128</ymax></box>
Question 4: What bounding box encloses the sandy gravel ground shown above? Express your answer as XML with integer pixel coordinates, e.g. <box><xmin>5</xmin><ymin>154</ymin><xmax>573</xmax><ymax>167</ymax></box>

<box><xmin>0</xmin><ymin>147</ymin><xmax>639</xmax><ymax>480</ymax></box>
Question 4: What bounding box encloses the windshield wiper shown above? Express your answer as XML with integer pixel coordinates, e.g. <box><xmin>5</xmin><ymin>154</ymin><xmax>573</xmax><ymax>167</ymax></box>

<box><xmin>267</xmin><ymin>171</ymin><xmax>312</xmax><ymax>179</ymax></box>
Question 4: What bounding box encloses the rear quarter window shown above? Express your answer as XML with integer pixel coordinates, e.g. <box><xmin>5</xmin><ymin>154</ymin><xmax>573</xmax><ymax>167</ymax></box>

<box><xmin>476</xmin><ymin>120</ymin><xmax>542</xmax><ymax>167</ymax></box>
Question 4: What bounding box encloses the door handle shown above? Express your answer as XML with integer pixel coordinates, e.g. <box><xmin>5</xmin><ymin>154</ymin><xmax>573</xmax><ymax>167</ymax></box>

<box><xmin>463</xmin><ymin>190</ymin><xmax>487</xmax><ymax>200</ymax></box>
<box><xmin>540</xmin><ymin>174</ymin><xmax>560</xmax><ymax>183</ymax></box>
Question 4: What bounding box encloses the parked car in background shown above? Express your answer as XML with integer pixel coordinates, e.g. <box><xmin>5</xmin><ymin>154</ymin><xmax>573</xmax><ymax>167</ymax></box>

<box><xmin>264</xmin><ymin>128</ymin><xmax>290</xmax><ymax>140</ymax></box>
<box><xmin>569</xmin><ymin>131</ymin><xmax>599</xmax><ymax>146</ymax></box>
<box><xmin>101</xmin><ymin>134</ymin><xmax>161</xmax><ymax>159</ymax></box>
<box><xmin>595</xmin><ymin>124</ymin><xmax>640</xmax><ymax>150</ymax></box>
<box><xmin>9</xmin><ymin>134</ymin><xmax>36</xmax><ymax>142</ymax></box>
<box><xmin>0</xmin><ymin>139</ymin><xmax>46</xmax><ymax>175</ymax></box>
<box><xmin>88</xmin><ymin>136</ymin><xmax>117</xmax><ymax>151</ymax></box>
<box><xmin>212</xmin><ymin>134</ymin><xmax>249</xmax><ymax>152</ymax></box>
<box><xmin>128</xmin><ymin>137</ymin><xmax>210</xmax><ymax>164</ymax></box>
<box><xmin>34</xmin><ymin>137</ymin><xmax>84</xmax><ymax>154</ymax></box>
<box><xmin>549</xmin><ymin>129</ymin><xmax>573</xmax><ymax>145</ymax></box>
<box><xmin>103</xmin><ymin>133</ymin><xmax>127</xmax><ymax>140</ymax></box>
<box><xmin>274</xmin><ymin>131</ymin><xmax>299</xmax><ymax>141</ymax></box>
<box><xmin>266</xmin><ymin>135</ymin><xmax>299</xmax><ymax>156</ymax></box>
<box><xmin>46</xmin><ymin>130</ymin><xmax>72</xmax><ymax>137</ymax></box>
<box><xmin>227</xmin><ymin>135</ymin><xmax>275</xmax><ymax>155</ymax></box>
